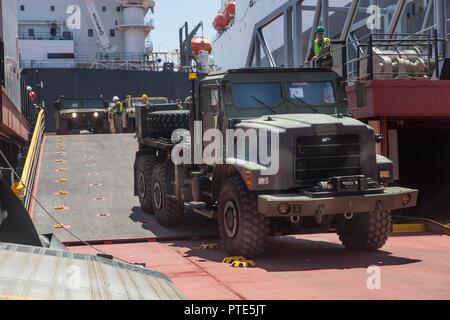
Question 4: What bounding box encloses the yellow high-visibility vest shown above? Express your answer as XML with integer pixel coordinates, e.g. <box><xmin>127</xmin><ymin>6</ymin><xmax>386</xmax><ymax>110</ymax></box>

<box><xmin>314</xmin><ymin>38</ymin><xmax>332</xmax><ymax>58</ymax></box>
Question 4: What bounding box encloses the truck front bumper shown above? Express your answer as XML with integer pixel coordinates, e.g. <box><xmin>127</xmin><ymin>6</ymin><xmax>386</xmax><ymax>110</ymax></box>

<box><xmin>258</xmin><ymin>187</ymin><xmax>418</xmax><ymax>217</ymax></box>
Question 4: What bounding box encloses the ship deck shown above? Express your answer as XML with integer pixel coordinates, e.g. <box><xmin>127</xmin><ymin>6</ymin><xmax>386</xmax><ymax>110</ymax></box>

<box><xmin>30</xmin><ymin>133</ymin><xmax>450</xmax><ymax>300</ymax></box>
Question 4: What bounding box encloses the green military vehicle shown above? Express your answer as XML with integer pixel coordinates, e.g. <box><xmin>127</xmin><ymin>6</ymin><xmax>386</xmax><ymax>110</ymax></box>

<box><xmin>54</xmin><ymin>96</ymin><xmax>110</xmax><ymax>135</ymax></box>
<box><xmin>133</xmin><ymin>68</ymin><xmax>418</xmax><ymax>257</ymax></box>
<box><xmin>125</xmin><ymin>96</ymin><xmax>170</xmax><ymax>133</ymax></box>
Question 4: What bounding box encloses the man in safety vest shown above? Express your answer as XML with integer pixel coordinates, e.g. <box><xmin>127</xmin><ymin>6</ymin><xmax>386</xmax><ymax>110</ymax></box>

<box><xmin>305</xmin><ymin>26</ymin><xmax>333</xmax><ymax>69</ymax></box>
<box><xmin>111</xmin><ymin>96</ymin><xmax>124</xmax><ymax>133</ymax></box>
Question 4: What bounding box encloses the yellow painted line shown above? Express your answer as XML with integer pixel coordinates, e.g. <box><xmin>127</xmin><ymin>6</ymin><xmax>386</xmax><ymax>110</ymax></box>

<box><xmin>392</xmin><ymin>223</ymin><xmax>427</xmax><ymax>233</ymax></box>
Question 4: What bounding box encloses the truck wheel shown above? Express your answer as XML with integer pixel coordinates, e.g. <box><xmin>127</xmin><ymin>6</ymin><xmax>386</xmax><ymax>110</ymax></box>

<box><xmin>59</xmin><ymin>119</ymin><xmax>68</xmax><ymax>135</ymax></box>
<box><xmin>147</xmin><ymin>111</ymin><xmax>189</xmax><ymax>139</ymax></box>
<box><xmin>127</xmin><ymin>118</ymin><xmax>135</xmax><ymax>133</ymax></box>
<box><xmin>102</xmin><ymin>118</ymin><xmax>110</xmax><ymax>134</ymax></box>
<box><xmin>337</xmin><ymin>209</ymin><xmax>392</xmax><ymax>251</ymax></box>
<box><xmin>218</xmin><ymin>176</ymin><xmax>270</xmax><ymax>257</ymax></box>
<box><xmin>137</xmin><ymin>155</ymin><xmax>161</xmax><ymax>214</ymax></box>
<box><xmin>151</xmin><ymin>163</ymin><xmax>184</xmax><ymax>226</ymax></box>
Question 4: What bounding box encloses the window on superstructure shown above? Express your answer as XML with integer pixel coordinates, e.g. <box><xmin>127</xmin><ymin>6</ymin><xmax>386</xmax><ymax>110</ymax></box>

<box><xmin>116</xmin><ymin>6</ymin><xmax>121</xmax><ymax>12</ymax></box>
<box><xmin>50</xmin><ymin>5</ymin><xmax>55</xmax><ymax>12</ymax></box>
<box><xmin>28</xmin><ymin>29</ymin><xmax>34</xmax><ymax>38</ymax></box>
<box><xmin>20</xmin><ymin>5</ymin><xmax>25</xmax><ymax>11</ymax></box>
<box><xmin>102</xmin><ymin>6</ymin><xmax>107</xmax><ymax>12</ymax></box>
<box><xmin>110</xmin><ymin>29</ymin><xmax>115</xmax><ymax>37</ymax></box>
<box><xmin>88</xmin><ymin>29</ymin><xmax>94</xmax><ymax>37</ymax></box>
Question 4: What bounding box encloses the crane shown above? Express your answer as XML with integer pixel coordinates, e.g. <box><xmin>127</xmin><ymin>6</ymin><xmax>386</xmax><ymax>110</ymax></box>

<box><xmin>179</xmin><ymin>22</ymin><xmax>204</xmax><ymax>68</ymax></box>
<box><xmin>83</xmin><ymin>0</ymin><xmax>118</xmax><ymax>53</ymax></box>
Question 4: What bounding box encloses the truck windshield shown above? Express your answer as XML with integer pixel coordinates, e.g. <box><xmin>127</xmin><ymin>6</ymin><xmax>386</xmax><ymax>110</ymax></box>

<box><xmin>61</xmin><ymin>99</ymin><xmax>104</xmax><ymax>109</ymax></box>
<box><xmin>62</xmin><ymin>100</ymin><xmax>82</xmax><ymax>109</ymax></box>
<box><xmin>287</xmin><ymin>81</ymin><xmax>336</xmax><ymax>105</ymax></box>
<box><xmin>83</xmin><ymin>99</ymin><xmax>105</xmax><ymax>108</ymax></box>
<box><xmin>232</xmin><ymin>82</ymin><xmax>283</xmax><ymax>108</ymax></box>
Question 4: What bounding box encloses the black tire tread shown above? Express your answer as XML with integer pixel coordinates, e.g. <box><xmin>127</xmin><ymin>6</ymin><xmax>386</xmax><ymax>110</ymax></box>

<box><xmin>147</xmin><ymin>111</ymin><xmax>189</xmax><ymax>139</ymax></box>
<box><xmin>337</xmin><ymin>210</ymin><xmax>392</xmax><ymax>251</ymax></box>
<box><xmin>137</xmin><ymin>155</ymin><xmax>162</xmax><ymax>214</ymax></box>
<box><xmin>218</xmin><ymin>176</ymin><xmax>270</xmax><ymax>257</ymax></box>
<box><xmin>151</xmin><ymin>163</ymin><xmax>184</xmax><ymax>227</ymax></box>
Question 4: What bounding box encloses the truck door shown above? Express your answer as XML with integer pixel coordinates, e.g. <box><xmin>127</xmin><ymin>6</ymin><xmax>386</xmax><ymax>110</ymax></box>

<box><xmin>200</xmin><ymin>85</ymin><xmax>220</xmax><ymax>157</ymax></box>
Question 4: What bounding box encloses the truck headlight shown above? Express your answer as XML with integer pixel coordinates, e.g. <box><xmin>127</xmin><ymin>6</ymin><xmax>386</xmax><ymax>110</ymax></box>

<box><xmin>379</xmin><ymin>170</ymin><xmax>390</xmax><ymax>179</ymax></box>
<box><xmin>94</xmin><ymin>112</ymin><xmax>99</xmax><ymax>118</ymax></box>
<box><xmin>278</xmin><ymin>203</ymin><xmax>291</xmax><ymax>215</ymax></box>
<box><xmin>72</xmin><ymin>113</ymin><xmax>77</xmax><ymax>118</ymax></box>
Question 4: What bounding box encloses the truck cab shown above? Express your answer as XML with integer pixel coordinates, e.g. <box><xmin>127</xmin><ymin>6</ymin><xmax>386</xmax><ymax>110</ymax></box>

<box><xmin>134</xmin><ymin>68</ymin><xmax>418</xmax><ymax>257</ymax></box>
<box><xmin>54</xmin><ymin>96</ymin><xmax>109</xmax><ymax>135</ymax></box>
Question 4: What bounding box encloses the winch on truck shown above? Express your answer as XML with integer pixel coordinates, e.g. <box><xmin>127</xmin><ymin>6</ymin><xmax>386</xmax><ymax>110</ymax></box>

<box><xmin>133</xmin><ymin>68</ymin><xmax>418</xmax><ymax>257</ymax></box>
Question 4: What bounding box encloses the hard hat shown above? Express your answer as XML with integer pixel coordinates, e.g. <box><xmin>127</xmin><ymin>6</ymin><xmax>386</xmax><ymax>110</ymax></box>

<box><xmin>26</xmin><ymin>86</ymin><xmax>32</xmax><ymax>92</ymax></box>
<box><xmin>141</xmin><ymin>94</ymin><xmax>148</xmax><ymax>100</ymax></box>
<box><xmin>113</xmin><ymin>96</ymin><xmax>119</xmax><ymax>102</ymax></box>
<box><xmin>316</xmin><ymin>26</ymin><xmax>325</xmax><ymax>34</ymax></box>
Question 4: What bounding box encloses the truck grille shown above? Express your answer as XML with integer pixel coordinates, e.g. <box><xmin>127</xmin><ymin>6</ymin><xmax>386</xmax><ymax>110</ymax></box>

<box><xmin>295</xmin><ymin>134</ymin><xmax>362</xmax><ymax>184</ymax></box>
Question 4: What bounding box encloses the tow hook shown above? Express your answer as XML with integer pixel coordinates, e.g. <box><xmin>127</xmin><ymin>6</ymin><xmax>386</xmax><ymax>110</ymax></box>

<box><xmin>344</xmin><ymin>212</ymin><xmax>354</xmax><ymax>220</ymax></box>
<box><xmin>315</xmin><ymin>205</ymin><xmax>325</xmax><ymax>224</ymax></box>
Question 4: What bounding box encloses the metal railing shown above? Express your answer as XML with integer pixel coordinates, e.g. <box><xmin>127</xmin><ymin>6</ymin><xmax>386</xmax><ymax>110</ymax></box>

<box><xmin>12</xmin><ymin>108</ymin><xmax>45</xmax><ymax>211</ymax></box>
<box><xmin>19</xmin><ymin>31</ymin><xmax>73</xmax><ymax>41</ymax></box>
<box><xmin>338</xmin><ymin>31</ymin><xmax>447</xmax><ymax>82</ymax></box>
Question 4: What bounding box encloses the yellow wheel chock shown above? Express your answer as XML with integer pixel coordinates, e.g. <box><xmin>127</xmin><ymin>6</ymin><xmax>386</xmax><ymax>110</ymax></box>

<box><xmin>223</xmin><ymin>256</ymin><xmax>246</xmax><ymax>264</ymax></box>
<box><xmin>54</xmin><ymin>191</ymin><xmax>69</xmax><ymax>196</ymax></box>
<box><xmin>200</xmin><ymin>243</ymin><xmax>220</xmax><ymax>250</ymax></box>
<box><xmin>55</xmin><ymin>178</ymin><xmax>68</xmax><ymax>183</ymax></box>
<box><xmin>231</xmin><ymin>259</ymin><xmax>256</xmax><ymax>268</ymax></box>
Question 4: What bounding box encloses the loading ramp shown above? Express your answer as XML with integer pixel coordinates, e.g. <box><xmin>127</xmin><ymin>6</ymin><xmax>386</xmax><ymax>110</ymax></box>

<box><xmin>31</xmin><ymin>133</ymin><xmax>217</xmax><ymax>244</ymax></box>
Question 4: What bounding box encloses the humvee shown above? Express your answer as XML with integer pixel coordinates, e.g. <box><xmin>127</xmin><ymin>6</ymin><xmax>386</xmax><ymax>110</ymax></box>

<box><xmin>125</xmin><ymin>96</ymin><xmax>170</xmax><ymax>133</ymax></box>
<box><xmin>133</xmin><ymin>68</ymin><xmax>418</xmax><ymax>257</ymax></box>
<box><xmin>54</xmin><ymin>96</ymin><xmax>109</xmax><ymax>135</ymax></box>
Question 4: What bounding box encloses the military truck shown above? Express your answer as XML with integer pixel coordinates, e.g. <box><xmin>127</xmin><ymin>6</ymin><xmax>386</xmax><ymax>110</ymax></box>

<box><xmin>54</xmin><ymin>96</ymin><xmax>109</xmax><ymax>135</ymax></box>
<box><xmin>125</xmin><ymin>96</ymin><xmax>170</xmax><ymax>133</ymax></box>
<box><xmin>133</xmin><ymin>68</ymin><xmax>418</xmax><ymax>257</ymax></box>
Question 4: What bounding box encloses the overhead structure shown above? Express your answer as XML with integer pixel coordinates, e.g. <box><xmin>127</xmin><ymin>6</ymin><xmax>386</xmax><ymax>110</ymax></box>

<box><xmin>240</xmin><ymin>0</ymin><xmax>448</xmax><ymax>71</ymax></box>
<box><xmin>116</xmin><ymin>0</ymin><xmax>155</xmax><ymax>56</ymax></box>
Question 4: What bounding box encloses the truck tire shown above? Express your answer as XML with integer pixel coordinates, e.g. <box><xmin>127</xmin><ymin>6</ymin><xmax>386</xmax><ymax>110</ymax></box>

<box><xmin>137</xmin><ymin>155</ymin><xmax>161</xmax><ymax>214</ymax></box>
<box><xmin>151</xmin><ymin>163</ymin><xmax>184</xmax><ymax>226</ymax></box>
<box><xmin>337</xmin><ymin>209</ymin><xmax>392</xmax><ymax>251</ymax></box>
<box><xmin>147</xmin><ymin>111</ymin><xmax>189</xmax><ymax>139</ymax></box>
<box><xmin>217</xmin><ymin>176</ymin><xmax>270</xmax><ymax>257</ymax></box>
<box><xmin>59</xmin><ymin>119</ymin><xmax>68</xmax><ymax>135</ymax></box>
<box><xmin>102</xmin><ymin>118</ymin><xmax>110</xmax><ymax>134</ymax></box>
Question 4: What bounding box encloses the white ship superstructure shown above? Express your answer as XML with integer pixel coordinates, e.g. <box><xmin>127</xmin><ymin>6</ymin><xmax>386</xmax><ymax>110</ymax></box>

<box><xmin>212</xmin><ymin>0</ymin><xmax>450</xmax><ymax>70</ymax></box>
<box><xmin>17</xmin><ymin>0</ymin><xmax>155</xmax><ymax>69</ymax></box>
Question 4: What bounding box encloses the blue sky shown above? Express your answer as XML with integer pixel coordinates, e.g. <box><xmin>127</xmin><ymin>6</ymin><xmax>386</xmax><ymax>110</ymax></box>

<box><xmin>150</xmin><ymin>0</ymin><xmax>221</xmax><ymax>52</ymax></box>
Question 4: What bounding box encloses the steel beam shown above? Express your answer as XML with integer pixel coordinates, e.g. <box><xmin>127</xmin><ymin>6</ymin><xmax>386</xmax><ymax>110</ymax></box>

<box><xmin>292</xmin><ymin>0</ymin><xmax>303</xmax><ymax>66</ymax></box>
<box><xmin>306</xmin><ymin>0</ymin><xmax>322</xmax><ymax>63</ymax></box>
<box><xmin>321</xmin><ymin>0</ymin><xmax>329</xmax><ymax>35</ymax></box>
<box><xmin>340</xmin><ymin>0</ymin><xmax>361</xmax><ymax>42</ymax></box>
<box><xmin>421</xmin><ymin>1</ymin><xmax>433</xmax><ymax>31</ymax></box>
<box><xmin>284</xmin><ymin>7</ymin><xmax>294</xmax><ymax>67</ymax></box>
<box><xmin>386</xmin><ymin>0</ymin><xmax>407</xmax><ymax>37</ymax></box>
<box><xmin>256</xmin><ymin>30</ymin><xmax>276</xmax><ymax>67</ymax></box>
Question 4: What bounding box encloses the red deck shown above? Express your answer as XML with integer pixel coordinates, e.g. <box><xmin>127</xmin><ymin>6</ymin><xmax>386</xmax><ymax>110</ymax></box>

<box><xmin>71</xmin><ymin>233</ymin><xmax>450</xmax><ymax>300</ymax></box>
<box><xmin>346</xmin><ymin>80</ymin><xmax>450</xmax><ymax>120</ymax></box>
<box><xmin>0</xmin><ymin>87</ymin><xmax>29</xmax><ymax>141</ymax></box>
